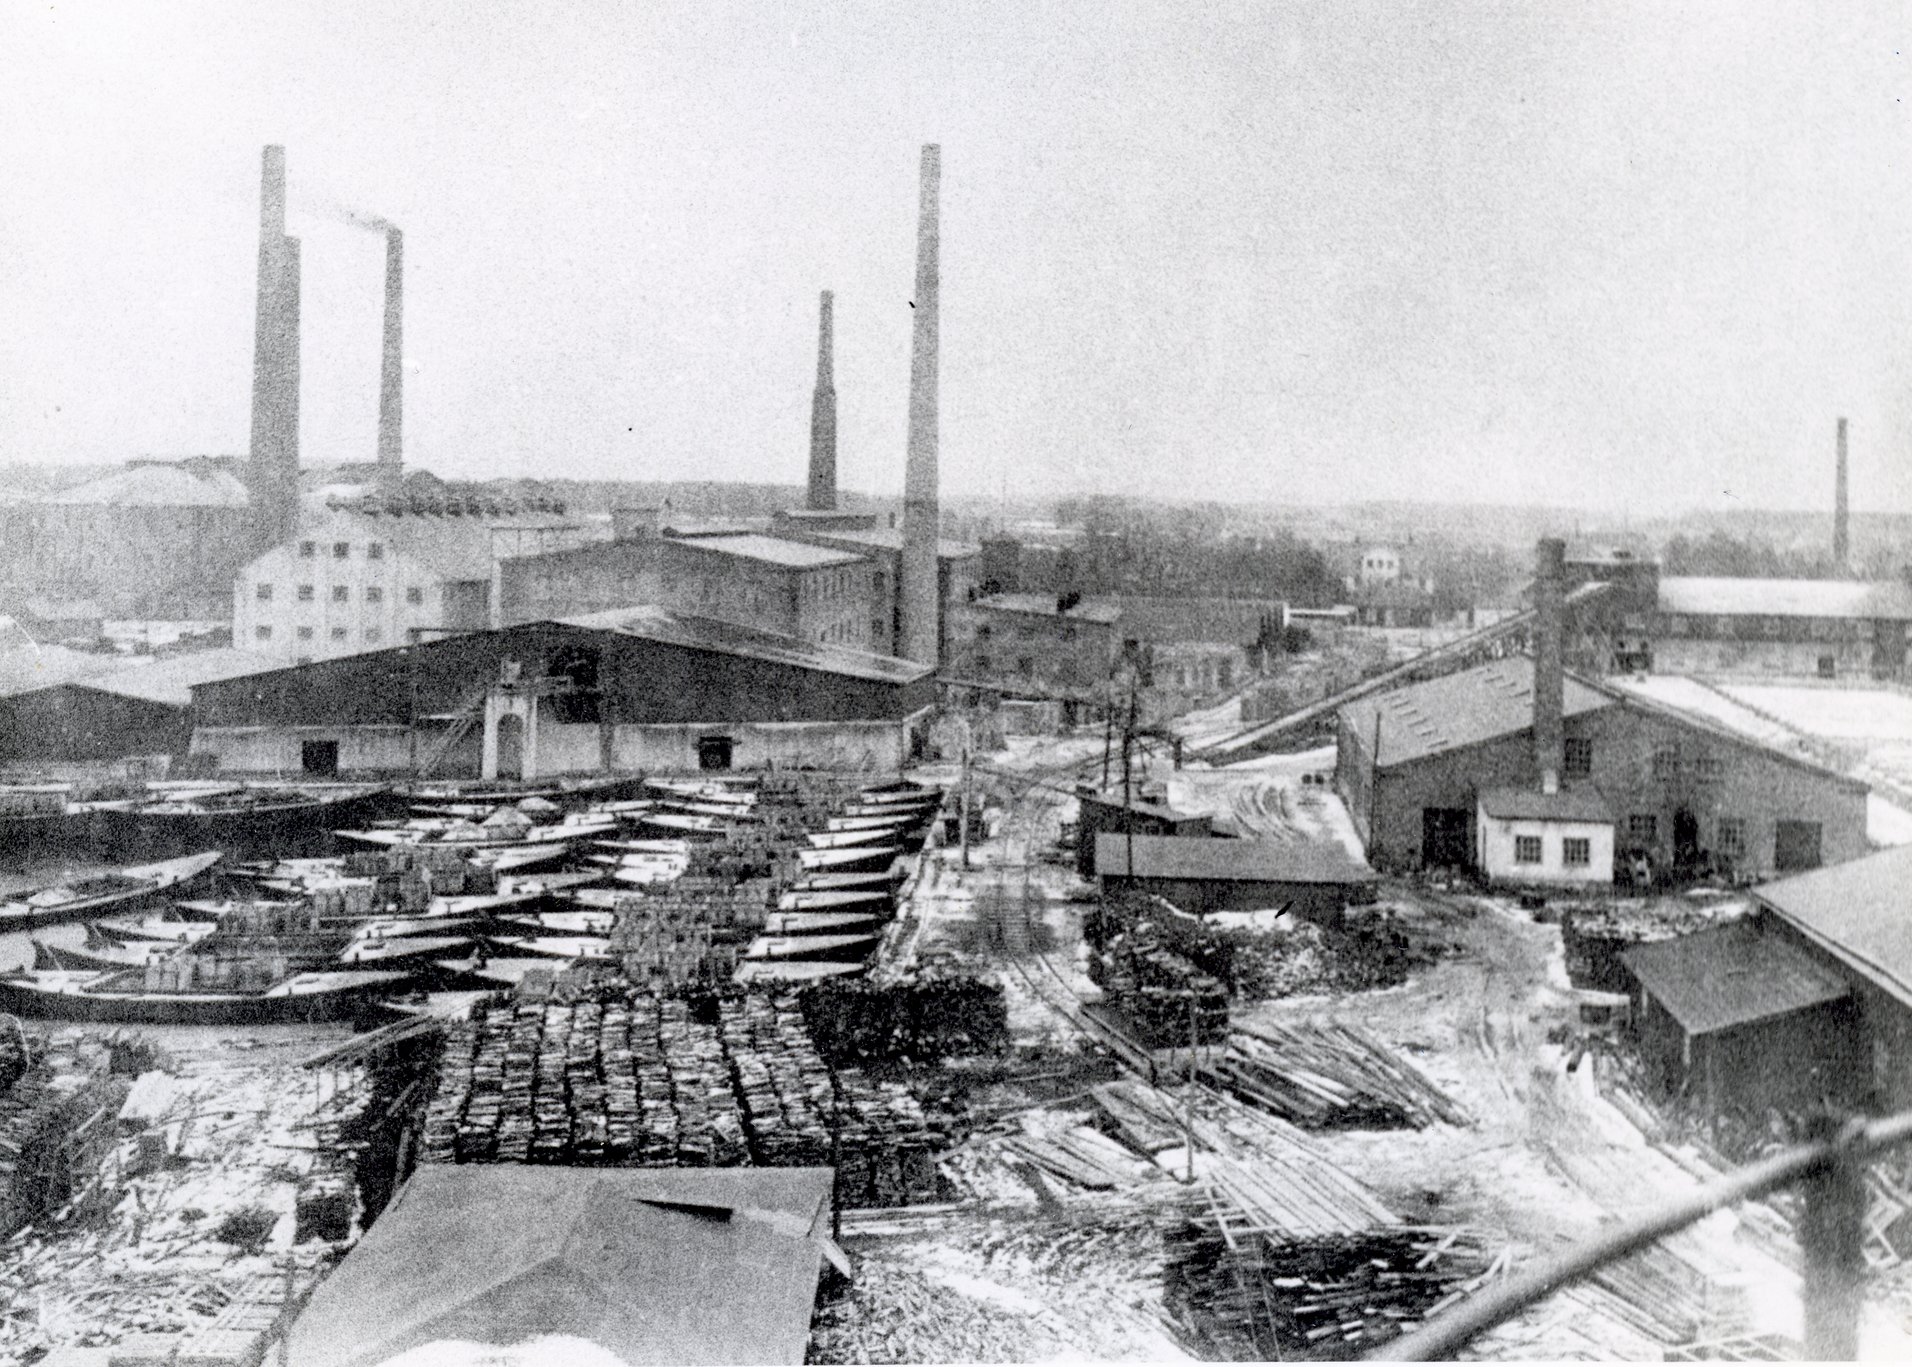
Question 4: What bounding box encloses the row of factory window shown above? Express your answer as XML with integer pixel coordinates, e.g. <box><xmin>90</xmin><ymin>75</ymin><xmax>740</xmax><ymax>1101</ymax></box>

<box><xmin>255</xmin><ymin>624</ymin><xmax>385</xmax><ymax>644</ymax></box>
<box><xmin>298</xmin><ymin>540</ymin><xmax>385</xmax><ymax>561</ymax></box>
<box><xmin>1660</xmin><ymin>613</ymin><xmax>1884</xmax><ymax>642</ymax></box>
<box><xmin>256</xmin><ymin>583</ymin><xmax>427</xmax><ymax>605</ymax></box>
<box><xmin>804</xmin><ymin>568</ymin><xmax>858</xmax><ymax>601</ymax></box>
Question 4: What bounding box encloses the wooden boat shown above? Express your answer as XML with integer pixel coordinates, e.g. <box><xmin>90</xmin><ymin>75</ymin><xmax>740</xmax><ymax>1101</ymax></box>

<box><xmin>827</xmin><ymin>813</ymin><xmax>924</xmax><ymax>833</ymax></box>
<box><xmin>734</xmin><ymin>959</ymin><xmax>864</xmax><ymax>984</ymax></box>
<box><xmin>776</xmin><ymin>889</ymin><xmax>892</xmax><ymax>913</ymax></box>
<box><xmin>346</xmin><ymin>914</ymin><xmax>488</xmax><ymax>939</ymax></box>
<box><xmin>841</xmin><ymin>800</ymin><xmax>939</xmax><ymax>821</ymax></box>
<box><xmin>761</xmin><ymin>912</ymin><xmax>883</xmax><ymax>936</ymax></box>
<box><xmin>611</xmin><ymin>864</ymin><xmax>689</xmax><ymax>888</ymax></box>
<box><xmin>480</xmin><ymin>843</ymin><xmax>572</xmax><ymax>873</ymax></box>
<box><xmin>636</xmin><ymin>811</ymin><xmax>730</xmax><ymax>837</ymax></box>
<box><xmin>0</xmin><ymin>852</ymin><xmax>223</xmax><ymax>933</ymax></box>
<box><xmin>493</xmin><ymin>910</ymin><xmax>616</xmax><ymax>937</ymax></box>
<box><xmin>790</xmin><ymin>869</ymin><xmax>903</xmax><ymax>893</ymax></box>
<box><xmin>338</xmin><ymin>935</ymin><xmax>473</xmax><ymax>967</ymax></box>
<box><xmin>595</xmin><ymin>838</ymin><xmax>692</xmax><ymax>855</ymax></box>
<box><xmin>405</xmin><ymin>783</ymin><xmax>566</xmax><ymax>804</ymax></box>
<box><xmin>646</xmin><ymin>777</ymin><xmax>756</xmax><ymax>801</ymax></box>
<box><xmin>567</xmin><ymin>888</ymin><xmax>627</xmax><ymax>910</ymax></box>
<box><xmin>0</xmin><ymin>968</ymin><xmax>408</xmax><ymax>1024</ymax></box>
<box><xmin>483</xmin><ymin>935</ymin><xmax>614</xmax><ymax>961</ymax></box>
<box><xmin>796</xmin><ymin>845</ymin><xmax>900</xmax><ymax>875</ymax></box>
<box><xmin>90</xmin><ymin>785</ymin><xmax>393</xmax><ymax>854</ymax></box>
<box><xmin>428</xmin><ymin>956</ymin><xmax>569</xmax><ymax>989</ymax></box>
<box><xmin>743</xmin><ymin>932</ymin><xmax>878</xmax><ymax>962</ymax></box>
<box><xmin>584</xmin><ymin>800</ymin><xmax>657</xmax><ymax>820</ymax></box>
<box><xmin>663</xmin><ymin>799</ymin><xmax>759</xmax><ymax>821</ymax></box>
<box><xmin>96</xmin><ymin>908</ymin><xmax>223</xmax><ymax>943</ymax></box>
<box><xmin>807</xmin><ymin>828</ymin><xmax>925</xmax><ymax>852</ymax></box>
<box><xmin>855</xmin><ymin>785</ymin><xmax>943</xmax><ymax>805</ymax></box>
<box><xmin>35</xmin><ymin>937</ymin><xmax>171</xmax><ymax>972</ymax></box>
<box><xmin>335</xmin><ymin>820</ymin><xmax>616</xmax><ymax>851</ymax></box>
<box><xmin>0</xmin><ymin>786</ymin><xmax>99</xmax><ymax>853</ymax></box>
<box><xmin>495</xmin><ymin>871</ymin><xmax>604</xmax><ymax>897</ymax></box>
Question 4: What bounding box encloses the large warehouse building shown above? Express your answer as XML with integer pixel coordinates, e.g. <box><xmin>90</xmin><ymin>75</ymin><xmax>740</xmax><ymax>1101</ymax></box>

<box><xmin>189</xmin><ymin>608</ymin><xmax>936</xmax><ymax>778</ymax></box>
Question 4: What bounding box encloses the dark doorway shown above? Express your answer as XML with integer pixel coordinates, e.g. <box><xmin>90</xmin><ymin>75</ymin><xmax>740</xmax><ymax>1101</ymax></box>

<box><xmin>1673</xmin><ymin>808</ymin><xmax>1701</xmax><ymax>870</ymax></box>
<box><xmin>301</xmin><ymin>740</ymin><xmax>339</xmax><ymax>777</ymax></box>
<box><xmin>697</xmin><ymin>735</ymin><xmax>734</xmax><ymax>771</ymax></box>
<box><xmin>495</xmin><ymin>714</ymin><xmax>525</xmax><ymax>780</ymax></box>
<box><xmin>1775</xmin><ymin>820</ymin><xmax>1823</xmax><ymax>873</ymax></box>
<box><xmin>1422</xmin><ymin>807</ymin><xmax>1473</xmax><ymax>869</ymax></box>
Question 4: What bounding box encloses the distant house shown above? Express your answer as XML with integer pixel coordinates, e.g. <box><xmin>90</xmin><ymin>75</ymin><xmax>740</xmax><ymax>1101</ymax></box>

<box><xmin>1652</xmin><ymin>576</ymin><xmax>1912</xmax><ymax>681</ymax></box>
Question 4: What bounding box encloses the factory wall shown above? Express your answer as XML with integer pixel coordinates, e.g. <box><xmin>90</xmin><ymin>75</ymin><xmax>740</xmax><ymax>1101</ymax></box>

<box><xmin>658</xmin><ymin>542</ymin><xmax>872</xmax><ymax>649</ymax></box>
<box><xmin>191</xmin><ymin>724</ymin><xmax>417</xmax><ymax>776</ymax></box>
<box><xmin>1651</xmin><ymin>636</ymin><xmax>1886</xmax><ymax>681</ymax></box>
<box><xmin>498</xmin><ymin>542</ymin><xmax>661</xmax><ymax>627</ymax></box>
<box><xmin>0</xmin><ymin>688</ymin><xmax>188</xmax><ymax>763</ymax></box>
<box><xmin>1346</xmin><ymin>704</ymin><xmax>1866</xmax><ymax>877</ymax></box>
<box><xmin>0</xmin><ymin>504</ymin><xmax>258</xmax><ymax>619</ymax></box>
<box><xmin>234</xmin><ymin>537</ymin><xmax>472</xmax><ymax>662</ymax></box>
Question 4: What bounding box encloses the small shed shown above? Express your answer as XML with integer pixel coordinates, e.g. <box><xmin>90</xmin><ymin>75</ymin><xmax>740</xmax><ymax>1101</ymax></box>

<box><xmin>288</xmin><ymin>1165</ymin><xmax>841</xmax><ymax>1367</ymax></box>
<box><xmin>1475</xmin><ymin>786</ymin><xmax>1614</xmax><ymax>888</ymax></box>
<box><xmin>1094</xmin><ymin>832</ymin><xmax>1376</xmax><ymax>922</ymax></box>
<box><xmin>1621</xmin><ymin>921</ymin><xmax>1859</xmax><ymax>1113</ymax></box>
<box><xmin>1074</xmin><ymin>787</ymin><xmax>1212</xmax><ymax>878</ymax></box>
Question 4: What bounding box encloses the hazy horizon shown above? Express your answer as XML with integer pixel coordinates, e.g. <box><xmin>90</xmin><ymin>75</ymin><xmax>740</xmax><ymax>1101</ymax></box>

<box><xmin>3</xmin><ymin>2</ymin><xmax>1908</xmax><ymax>514</ymax></box>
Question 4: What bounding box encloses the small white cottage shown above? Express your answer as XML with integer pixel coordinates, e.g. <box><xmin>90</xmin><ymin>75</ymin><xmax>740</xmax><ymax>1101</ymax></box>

<box><xmin>1476</xmin><ymin>785</ymin><xmax>1614</xmax><ymax>887</ymax></box>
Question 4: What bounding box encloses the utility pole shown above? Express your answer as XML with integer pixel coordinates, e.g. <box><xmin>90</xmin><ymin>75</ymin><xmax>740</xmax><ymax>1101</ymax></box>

<box><xmin>959</xmin><ymin>727</ymin><xmax>972</xmax><ymax>870</ymax></box>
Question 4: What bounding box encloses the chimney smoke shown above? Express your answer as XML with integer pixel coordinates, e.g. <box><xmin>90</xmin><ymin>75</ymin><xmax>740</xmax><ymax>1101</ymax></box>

<box><xmin>1533</xmin><ymin>538</ymin><xmax>1566</xmax><ymax>792</ymax></box>
<box><xmin>1835</xmin><ymin>416</ymin><xmax>1850</xmax><ymax>571</ymax></box>
<box><xmin>898</xmin><ymin>144</ymin><xmax>942</xmax><ymax>666</ymax></box>
<box><xmin>377</xmin><ymin>227</ymin><xmax>404</xmax><ymax>495</ymax></box>
<box><xmin>806</xmin><ymin>290</ymin><xmax>837</xmax><ymax>511</ymax></box>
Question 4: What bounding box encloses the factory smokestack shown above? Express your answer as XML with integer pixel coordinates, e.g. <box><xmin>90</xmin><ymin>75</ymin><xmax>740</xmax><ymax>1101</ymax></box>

<box><xmin>247</xmin><ymin>146</ymin><xmax>299</xmax><ymax>547</ymax></box>
<box><xmin>1835</xmin><ymin>416</ymin><xmax>1850</xmax><ymax>572</ymax></box>
<box><xmin>377</xmin><ymin>227</ymin><xmax>404</xmax><ymax>496</ymax></box>
<box><xmin>806</xmin><ymin>290</ymin><xmax>837</xmax><ymax>511</ymax></box>
<box><xmin>898</xmin><ymin>145</ymin><xmax>942</xmax><ymax>666</ymax></box>
<box><xmin>1533</xmin><ymin>538</ymin><xmax>1566</xmax><ymax>794</ymax></box>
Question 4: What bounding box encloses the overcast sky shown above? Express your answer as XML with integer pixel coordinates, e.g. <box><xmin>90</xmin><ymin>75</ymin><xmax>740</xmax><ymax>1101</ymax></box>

<box><xmin>1</xmin><ymin>1</ymin><xmax>1907</xmax><ymax>513</ymax></box>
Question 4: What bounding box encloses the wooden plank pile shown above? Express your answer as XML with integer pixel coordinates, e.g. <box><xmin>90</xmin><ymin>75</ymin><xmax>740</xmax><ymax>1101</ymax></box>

<box><xmin>1580</xmin><ymin>1242</ymin><xmax>1740</xmax><ymax>1348</ymax></box>
<box><xmin>1208</xmin><ymin>1021</ymin><xmax>1469</xmax><ymax>1130</ymax></box>
<box><xmin>1163</xmin><ymin>1224</ymin><xmax>1498</xmax><ymax>1360</ymax></box>
<box><xmin>797</xmin><ymin>973</ymin><xmax>1008</xmax><ymax>1065</ymax></box>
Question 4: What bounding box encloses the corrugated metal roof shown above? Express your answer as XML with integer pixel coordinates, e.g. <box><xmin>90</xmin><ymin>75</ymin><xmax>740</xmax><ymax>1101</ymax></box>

<box><xmin>1621</xmin><ymin>921</ymin><xmax>1849</xmax><ymax>1037</ymax></box>
<box><xmin>1338</xmin><ymin>658</ymin><xmax>1617</xmax><ymax>769</ymax></box>
<box><xmin>670</xmin><ymin>533</ymin><xmax>866</xmax><ymax>570</ymax></box>
<box><xmin>1477</xmin><ymin>786</ymin><xmax>1612</xmax><ymax>822</ymax></box>
<box><xmin>1095</xmin><ymin>833</ymin><xmax>1375</xmax><ymax>885</ymax></box>
<box><xmin>560</xmin><ymin>607</ymin><xmax>933</xmax><ymax>684</ymax></box>
<box><xmin>71</xmin><ymin>648</ymin><xmax>284</xmax><ymax>707</ymax></box>
<box><xmin>1755</xmin><ymin>843</ymin><xmax>1912</xmax><ymax>1004</ymax></box>
<box><xmin>976</xmin><ymin>593</ymin><xmax>1123</xmax><ymax>624</ymax></box>
<box><xmin>1658</xmin><ymin>576</ymin><xmax>1912</xmax><ymax>620</ymax></box>
<box><xmin>287</xmin><ymin>1165</ymin><xmax>835</xmax><ymax>1367</ymax></box>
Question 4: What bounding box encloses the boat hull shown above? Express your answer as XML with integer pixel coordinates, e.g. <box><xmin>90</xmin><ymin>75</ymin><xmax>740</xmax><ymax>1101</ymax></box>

<box><xmin>0</xmin><ymin>971</ymin><xmax>406</xmax><ymax>1025</ymax></box>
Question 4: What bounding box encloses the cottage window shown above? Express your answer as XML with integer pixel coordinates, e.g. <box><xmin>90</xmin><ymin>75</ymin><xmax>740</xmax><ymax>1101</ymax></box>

<box><xmin>365</xmin><ymin>586</ymin><xmax>383</xmax><ymax>604</ymax></box>
<box><xmin>1818</xmin><ymin>655</ymin><xmax>1836</xmax><ymax>679</ymax></box>
<box><xmin>1562</xmin><ymin>837</ymin><xmax>1591</xmax><ymax>867</ymax></box>
<box><xmin>1563</xmin><ymin>737</ymin><xmax>1593</xmax><ymax>778</ymax></box>
<box><xmin>332</xmin><ymin>586</ymin><xmax>349</xmax><ymax>603</ymax></box>
<box><xmin>1628</xmin><ymin>813</ymin><xmax>1658</xmax><ymax>845</ymax></box>
<box><xmin>254</xmin><ymin>625</ymin><xmax>272</xmax><ymax>641</ymax></box>
<box><xmin>406</xmin><ymin>586</ymin><xmax>424</xmax><ymax>605</ymax></box>
<box><xmin>1717</xmin><ymin>816</ymin><xmax>1746</xmax><ymax>860</ymax></box>
<box><xmin>333</xmin><ymin>542</ymin><xmax>350</xmax><ymax>559</ymax></box>
<box><xmin>297</xmin><ymin>626</ymin><xmax>314</xmax><ymax>641</ymax></box>
<box><xmin>297</xmin><ymin>584</ymin><xmax>314</xmax><ymax>602</ymax></box>
<box><xmin>255</xmin><ymin>582</ymin><xmax>272</xmax><ymax>602</ymax></box>
<box><xmin>1514</xmin><ymin>835</ymin><xmax>1543</xmax><ymax>864</ymax></box>
<box><xmin>299</xmin><ymin>541</ymin><xmax>316</xmax><ymax>558</ymax></box>
<box><xmin>367</xmin><ymin>542</ymin><xmax>384</xmax><ymax>560</ymax></box>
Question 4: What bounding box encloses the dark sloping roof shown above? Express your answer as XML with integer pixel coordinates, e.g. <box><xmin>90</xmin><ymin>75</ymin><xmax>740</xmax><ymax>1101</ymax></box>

<box><xmin>559</xmin><ymin>607</ymin><xmax>933</xmax><ymax>685</ymax></box>
<box><xmin>1621</xmin><ymin>922</ymin><xmax>1850</xmax><ymax>1037</ymax></box>
<box><xmin>1477</xmin><ymin>786</ymin><xmax>1612</xmax><ymax>823</ymax></box>
<box><xmin>1095</xmin><ymin>833</ymin><xmax>1375</xmax><ymax>885</ymax></box>
<box><xmin>288</xmin><ymin>1165</ymin><xmax>836</xmax><ymax>1367</ymax></box>
<box><xmin>1755</xmin><ymin>844</ymin><xmax>1912</xmax><ymax>1005</ymax></box>
<box><xmin>1658</xmin><ymin>576</ymin><xmax>1912</xmax><ymax>621</ymax></box>
<box><xmin>1338</xmin><ymin>658</ymin><xmax>1617</xmax><ymax>769</ymax></box>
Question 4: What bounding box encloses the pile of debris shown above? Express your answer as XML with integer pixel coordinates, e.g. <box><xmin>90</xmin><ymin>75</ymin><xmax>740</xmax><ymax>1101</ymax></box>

<box><xmin>418</xmin><ymin>989</ymin><xmax>942</xmax><ymax>1206</ymax></box>
<box><xmin>1205</xmin><ymin>1021</ymin><xmax>1469</xmax><ymax>1130</ymax></box>
<box><xmin>1223</xmin><ymin>915</ymin><xmax>1427</xmax><ymax>1000</ymax></box>
<box><xmin>1087</xmin><ymin>929</ymin><xmax>1229</xmax><ymax>1049</ymax></box>
<box><xmin>798</xmin><ymin>973</ymin><xmax>1008</xmax><ymax>1065</ymax></box>
<box><xmin>1</xmin><ymin>1037</ymin><xmax>126</xmax><ymax>1235</ymax></box>
<box><xmin>1164</xmin><ymin>1225</ymin><xmax>1499</xmax><ymax>1360</ymax></box>
<box><xmin>1561</xmin><ymin>895</ymin><xmax>1747</xmax><ymax>992</ymax></box>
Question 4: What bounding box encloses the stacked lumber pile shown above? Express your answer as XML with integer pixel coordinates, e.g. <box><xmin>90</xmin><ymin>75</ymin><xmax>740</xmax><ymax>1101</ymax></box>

<box><xmin>1164</xmin><ymin>1225</ymin><xmax>1498</xmax><ymax>1360</ymax></box>
<box><xmin>1089</xmin><ymin>929</ymin><xmax>1229</xmax><ymax>1049</ymax></box>
<box><xmin>798</xmin><ymin>974</ymin><xmax>1008</xmax><ymax>1065</ymax></box>
<box><xmin>1208</xmin><ymin>1021</ymin><xmax>1468</xmax><ymax>1130</ymax></box>
<box><xmin>419</xmin><ymin>989</ymin><xmax>940</xmax><ymax>1204</ymax></box>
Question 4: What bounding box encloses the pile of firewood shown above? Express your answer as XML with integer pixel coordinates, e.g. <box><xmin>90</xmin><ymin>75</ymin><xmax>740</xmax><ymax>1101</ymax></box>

<box><xmin>1089</xmin><ymin>930</ymin><xmax>1229</xmax><ymax>1049</ymax></box>
<box><xmin>797</xmin><ymin>973</ymin><xmax>1008</xmax><ymax>1065</ymax></box>
<box><xmin>1206</xmin><ymin>1022</ymin><xmax>1469</xmax><ymax>1130</ymax></box>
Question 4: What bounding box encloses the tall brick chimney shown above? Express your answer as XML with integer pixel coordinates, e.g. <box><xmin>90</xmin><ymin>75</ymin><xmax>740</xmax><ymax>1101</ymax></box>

<box><xmin>1533</xmin><ymin>538</ymin><xmax>1566</xmax><ymax>792</ymax></box>
<box><xmin>806</xmin><ymin>290</ymin><xmax>837</xmax><ymax>511</ymax></box>
<box><xmin>248</xmin><ymin>145</ymin><xmax>296</xmax><ymax>546</ymax></box>
<box><xmin>898</xmin><ymin>145</ymin><xmax>942</xmax><ymax>666</ymax></box>
<box><xmin>281</xmin><ymin>235</ymin><xmax>301</xmax><ymax>537</ymax></box>
<box><xmin>377</xmin><ymin>227</ymin><xmax>404</xmax><ymax>497</ymax></box>
<box><xmin>1835</xmin><ymin>416</ymin><xmax>1850</xmax><ymax>571</ymax></box>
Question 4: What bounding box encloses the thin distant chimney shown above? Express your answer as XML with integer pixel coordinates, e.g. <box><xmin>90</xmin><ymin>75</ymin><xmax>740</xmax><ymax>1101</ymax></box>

<box><xmin>806</xmin><ymin>290</ymin><xmax>837</xmax><ymax>512</ymax></box>
<box><xmin>1834</xmin><ymin>416</ymin><xmax>1850</xmax><ymax>571</ymax></box>
<box><xmin>248</xmin><ymin>146</ymin><xmax>294</xmax><ymax>545</ymax></box>
<box><xmin>898</xmin><ymin>144</ymin><xmax>942</xmax><ymax>666</ymax></box>
<box><xmin>280</xmin><ymin>235</ymin><xmax>302</xmax><ymax>533</ymax></box>
<box><xmin>1533</xmin><ymin>538</ymin><xmax>1566</xmax><ymax>792</ymax></box>
<box><xmin>377</xmin><ymin>227</ymin><xmax>404</xmax><ymax>496</ymax></box>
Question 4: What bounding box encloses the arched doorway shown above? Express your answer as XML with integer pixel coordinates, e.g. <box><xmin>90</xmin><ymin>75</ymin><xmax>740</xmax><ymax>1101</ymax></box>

<box><xmin>496</xmin><ymin>713</ymin><xmax>525</xmax><ymax>780</ymax></box>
